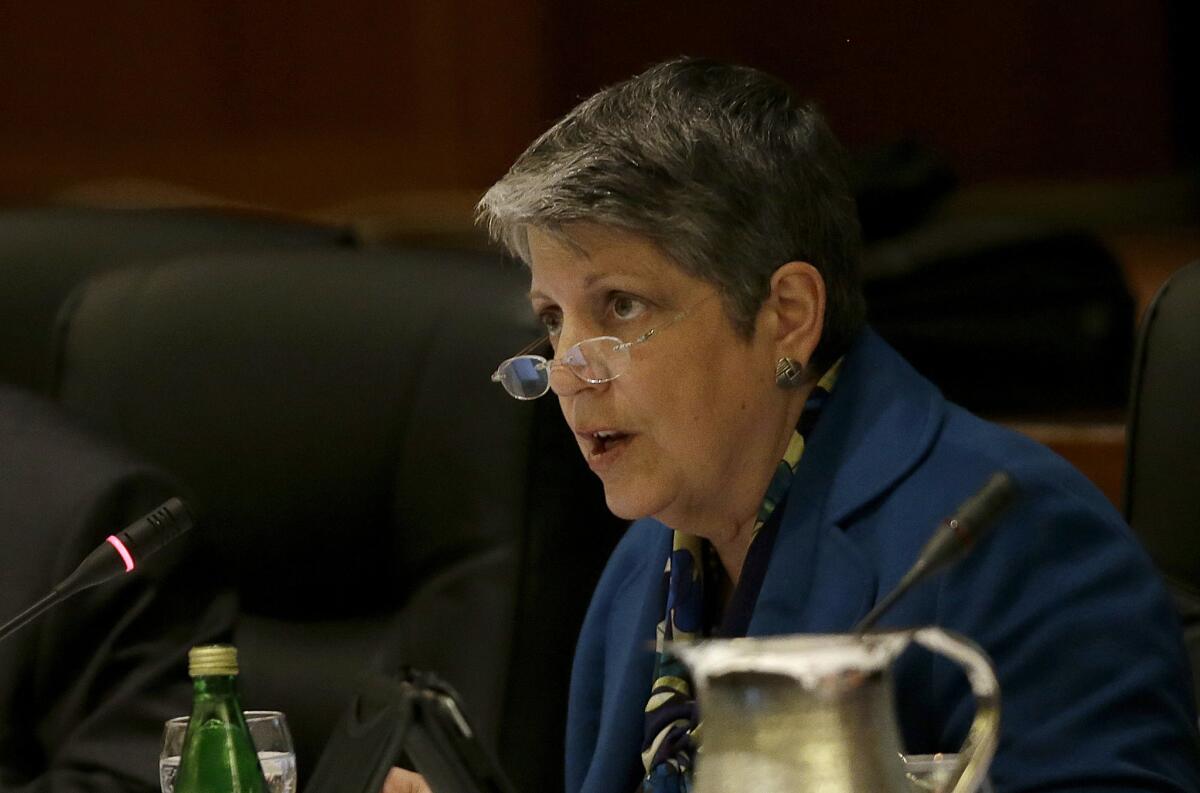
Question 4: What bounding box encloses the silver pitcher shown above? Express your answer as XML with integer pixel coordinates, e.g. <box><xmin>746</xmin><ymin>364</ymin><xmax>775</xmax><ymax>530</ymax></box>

<box><xmin>671</xmin><ymin>629</ymin><xmax>1000</xmax><ymax>793</ymax></box>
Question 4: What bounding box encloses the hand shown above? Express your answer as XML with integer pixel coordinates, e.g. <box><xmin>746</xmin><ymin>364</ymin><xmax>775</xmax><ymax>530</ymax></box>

<box><xmin>382</xmin><ymin>767</ymin><xmax>432</xmax><ymax>793</ymax></box>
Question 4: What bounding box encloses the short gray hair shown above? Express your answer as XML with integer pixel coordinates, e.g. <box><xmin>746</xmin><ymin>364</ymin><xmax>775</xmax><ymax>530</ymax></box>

<box><xmin>477</xmin><ymin>57</ymin><xmax>866</xmax><ymax>369</ymax></box>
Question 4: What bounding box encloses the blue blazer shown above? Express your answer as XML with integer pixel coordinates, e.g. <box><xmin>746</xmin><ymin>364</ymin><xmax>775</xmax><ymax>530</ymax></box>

<box><xmin>565</xmin><ymin>330</ymin><xmax>1200</xmax><ymax>793</ymax></box>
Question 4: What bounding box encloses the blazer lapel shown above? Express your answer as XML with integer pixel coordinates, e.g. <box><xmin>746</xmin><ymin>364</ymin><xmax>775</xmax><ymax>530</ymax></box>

<box><xmin>584</xmin><ymin>524</ymin><xmax>671</xmax><ymax>793</ymax></box>
<box><xmin>750</xmin><ymin>329</ymin><xmax>947</xmax><ymax>635</ymax></box>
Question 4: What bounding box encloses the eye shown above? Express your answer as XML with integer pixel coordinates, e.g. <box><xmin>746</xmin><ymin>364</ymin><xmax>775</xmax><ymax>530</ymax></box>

<box><xmin>538</xmin><ymin>309</ymin><xmax>563</xmax><ymax>337</ymax></box>
<box><xmin>610</xmin><ymin>293</ymin><xmax>647</xmax><ymax>321</ymax></box>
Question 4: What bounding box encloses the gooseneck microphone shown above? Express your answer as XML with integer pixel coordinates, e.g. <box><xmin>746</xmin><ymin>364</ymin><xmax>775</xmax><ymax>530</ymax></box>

<box><xmin>0</xmin><ymin>497</ymin><xmax>194</xmax><ymax>643</ymax></box>
<box><xmin>855</xmin><ymin>471</ymin><xmax>1018</xmax><ymax>632</ymax></box>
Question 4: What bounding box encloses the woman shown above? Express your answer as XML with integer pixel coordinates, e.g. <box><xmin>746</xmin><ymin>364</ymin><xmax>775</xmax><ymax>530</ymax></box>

<box><xmin>392</xmin><ymin>58</ymin><xmax>1200</xmax><ymax>793</ymax></box>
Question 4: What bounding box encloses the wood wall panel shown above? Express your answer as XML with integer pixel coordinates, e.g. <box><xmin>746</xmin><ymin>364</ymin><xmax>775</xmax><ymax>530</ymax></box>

<box><xmin>546</xmin><ymin>0</ymin><xmax>1176</xmax><ymax>182</ymax></box>
<box><xmin>0</xmin><ymin>1</ymin><xmax>1183</xmax><ymax>212</ymax></box>
<box><xmin>0</xmin><ymin>0</ymin><xmax>552</xmax><ymax>209</ymax></box>
<box><xmin>0</xmin><ymin>5</ymin><xmax>218</xmax><ymax>137</ymax></box>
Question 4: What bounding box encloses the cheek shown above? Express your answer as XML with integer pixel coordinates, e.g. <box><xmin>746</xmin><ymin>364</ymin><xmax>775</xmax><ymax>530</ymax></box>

<box><xmin>687</xmin><ymin>361</ymin><xmax>773</xmax><ymax>452</ymax></box>
<box><xmin>643</xmin><ymin>361</ymin><xmax>751</xmax><ymax>454</ymax></box>
<box><xmin>623</xmin><ymin>330</ymin><xmax>771</xmax><ymax>456</ymax></box>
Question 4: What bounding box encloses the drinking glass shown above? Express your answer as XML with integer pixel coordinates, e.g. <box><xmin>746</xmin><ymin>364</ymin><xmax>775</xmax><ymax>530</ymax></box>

<box><xmin>901</xmin><ymin>753</ymin><xmax>993</xmax><ymax>793</ymax></box>
<box><xmin>160</xmin><ymin>710</ymin><xmax>297</xmax><ymax>793</ymax></box>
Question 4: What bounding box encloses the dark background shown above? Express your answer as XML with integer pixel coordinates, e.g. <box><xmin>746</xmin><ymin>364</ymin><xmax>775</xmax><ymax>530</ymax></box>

<box><xmin>1</xmin><ymin>0</ymin><xmax>1197</xmax><ymax>503</ymax></box>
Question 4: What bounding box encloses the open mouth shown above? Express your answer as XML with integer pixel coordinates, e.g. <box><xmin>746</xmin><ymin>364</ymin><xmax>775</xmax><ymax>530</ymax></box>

<box><xmin>588</xmin><ymin>430</ymin><xmax>632</xmax><ymax>457</ymax></box>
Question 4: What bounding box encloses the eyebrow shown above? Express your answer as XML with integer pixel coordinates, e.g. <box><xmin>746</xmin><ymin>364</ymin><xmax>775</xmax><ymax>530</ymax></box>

<box><xmin>529</xmin><ymin>271</ymin><xmax>638</xmax><ymax>302</ymax></box>
<box><xmin>583</xmin><ymin>271</ymin><xmax>613</xmax><ymax>288</ymax></box>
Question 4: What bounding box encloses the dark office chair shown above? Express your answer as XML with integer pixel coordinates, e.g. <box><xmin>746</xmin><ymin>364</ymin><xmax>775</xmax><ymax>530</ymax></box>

<box><xmin>864</xmin><ymin>218</ymin><xmax>1134</xmax><ymax>413</ymax></box>
<box><xmin>1124</xmin><ymin>260</ymin><xmax>1200</xmax><ymax>703</ymax></box>
<box><xmin>0</xmin><ymin>206</ymin><xmax>353</xmax><ymax>393</ymax></box>
<box><xmin>50</xmin><ymin>249</ymin><xmax>622</xmax><ymax>793</ymax></box>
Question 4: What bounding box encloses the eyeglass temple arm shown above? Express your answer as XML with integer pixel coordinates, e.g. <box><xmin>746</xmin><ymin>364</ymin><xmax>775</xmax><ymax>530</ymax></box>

<box><xmin>492</xmin><ymin>335</ymin><xmax>554</xmax><ymax>381</ymax></box>
<box><xmin>626</xmin><ymin>308</ymin><xmax>688</xmax><ymax>348</ymax></box>
<box><xmin>516</xmin><ymin>334</ymin><xmax>551</xmax><ymax>355</ymax></box>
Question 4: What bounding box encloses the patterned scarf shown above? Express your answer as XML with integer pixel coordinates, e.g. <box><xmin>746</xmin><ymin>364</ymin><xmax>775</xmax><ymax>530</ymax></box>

<box><xmin>639</xmin><ymin>360</ymin><xmax>842</xmax><ymax>793</ymax></box>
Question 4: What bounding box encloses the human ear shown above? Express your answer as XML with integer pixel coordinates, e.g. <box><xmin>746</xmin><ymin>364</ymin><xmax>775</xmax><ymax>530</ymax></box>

<box><xmin>766</xmin><ymin>261</ymin><xmax>825</xmax><ymax>369</ymax></box>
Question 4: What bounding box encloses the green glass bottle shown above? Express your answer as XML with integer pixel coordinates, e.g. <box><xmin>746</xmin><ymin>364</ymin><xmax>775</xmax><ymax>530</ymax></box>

<box><xmin>173</xmin><ymin>645</ymin><xmax>269</xmax><ymax>793</ymax></box>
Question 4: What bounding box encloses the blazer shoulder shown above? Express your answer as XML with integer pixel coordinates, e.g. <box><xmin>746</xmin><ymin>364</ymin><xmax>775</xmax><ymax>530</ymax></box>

<box><xmin>937</xmin><ymin>402</ymin><xmax>1127</xmax><ymax>527</ymax></box>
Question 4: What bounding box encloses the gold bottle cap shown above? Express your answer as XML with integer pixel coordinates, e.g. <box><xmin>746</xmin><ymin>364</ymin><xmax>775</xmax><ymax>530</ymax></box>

<box><xmin>188</xmin><ymin>644</ymin><xmax>239</xmax><ymax>677</ymax></box>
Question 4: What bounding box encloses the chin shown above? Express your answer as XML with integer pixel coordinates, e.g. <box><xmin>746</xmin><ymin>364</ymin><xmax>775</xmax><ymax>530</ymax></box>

<box><xmin>600</xmin><ymin>482</ymin><xmax>664</xmax><ymax>522</ymax></box>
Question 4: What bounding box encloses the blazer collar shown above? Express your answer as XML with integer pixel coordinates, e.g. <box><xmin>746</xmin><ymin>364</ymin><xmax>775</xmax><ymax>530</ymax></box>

<box><xmin>750</xmin><ymin>328</ymin><xmax>947</xmax><ymax>634</ymax></box>
<box><xmin>813</xmin><ymin>328</ymin><xmax>945</xmax><ymax>526</ymax></box>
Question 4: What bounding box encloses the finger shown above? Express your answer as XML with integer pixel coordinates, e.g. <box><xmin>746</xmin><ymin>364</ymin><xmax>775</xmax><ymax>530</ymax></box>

<box><xmin>382</xmin><ymin>766</ymin><xmax>432</xmax><ymax>793</ymax></box>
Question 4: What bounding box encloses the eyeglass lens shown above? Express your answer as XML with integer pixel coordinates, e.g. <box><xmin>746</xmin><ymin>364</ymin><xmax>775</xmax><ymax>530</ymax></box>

<box><xmin>499</xmin><ymin>356</ymin><xmax>549</xmax><ymax>399</ymax></box>
<box><xmin>571</xmin><ymin>337</ymin><xmax>627</xmax><ymax>382</ymax></box>
<box><xmin>498</xmin><ymin>337</ymin><xmax>630</xmax><ymax>399</ymax></box>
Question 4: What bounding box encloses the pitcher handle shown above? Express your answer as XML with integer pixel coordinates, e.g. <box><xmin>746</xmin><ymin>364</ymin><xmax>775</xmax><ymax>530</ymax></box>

<box><xmin>910</xmin><ymin>627</ymin><xmax>1001</xmax><ymax>793</ymax></box>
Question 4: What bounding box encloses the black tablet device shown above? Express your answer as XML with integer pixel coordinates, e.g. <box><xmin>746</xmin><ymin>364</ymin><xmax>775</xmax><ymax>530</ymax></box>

<box><xmin>303</xmin><ymin>668</ymin><xmax>517</xmax><ymax>793</ymax></box>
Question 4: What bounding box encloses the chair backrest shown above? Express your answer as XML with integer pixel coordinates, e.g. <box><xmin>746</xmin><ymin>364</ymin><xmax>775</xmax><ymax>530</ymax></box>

<box><xmin>1125</xmin><ymin>260</ymin><xmax>1200</xmax><ymax>700</ymax></box>
<box><xmin>0</xmin><ymin>206</ymin><xmax>352</xmax><ymax>393</ymax></box>
<box><xmin>864</xmin><ymin>219</ymin><xmax>1135</xmax><ymax>413</ymax></box>
<box><xmin>50</xmin><ymin>249</ymin><xmax>623</xmax><ymax>792</ymax></box>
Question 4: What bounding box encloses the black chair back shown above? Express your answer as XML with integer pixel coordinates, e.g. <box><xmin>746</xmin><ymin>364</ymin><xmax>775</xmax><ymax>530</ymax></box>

<box><xmin>1125</xmin><ymin>260</ymin><xmax>1200</xmax><ymax>702</ymax></box>
<box><xmin>51</xmin><ymin>249</ymin><xmax>622</xmax><ymax>792</ymax></box>
<box><xmin>0</xmin><ymin>206</ymin><xmax>352</xmax><ymax>392</ymax></box>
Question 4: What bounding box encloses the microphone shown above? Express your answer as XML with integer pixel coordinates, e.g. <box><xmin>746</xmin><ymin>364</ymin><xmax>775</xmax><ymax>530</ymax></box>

<box><xmin>855</xmin><ymin>471</ymin><xmax>1017</xmax><ymax>632</ymax></box>
<box><xmin>0</xmin><ymin>497</ymin><xmax>194</xmax><ymax>643</ymax></box>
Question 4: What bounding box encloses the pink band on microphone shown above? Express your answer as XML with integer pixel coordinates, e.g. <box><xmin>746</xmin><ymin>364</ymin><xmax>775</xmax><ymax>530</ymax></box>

<box><xmin>106</xmin><ymin>535</ymin><xmax>135</xmax><ymax>572</ymax></box>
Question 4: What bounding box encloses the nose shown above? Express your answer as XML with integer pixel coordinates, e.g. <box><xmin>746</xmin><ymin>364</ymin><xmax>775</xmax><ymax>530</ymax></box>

<box><xmin>548</xmin><ymin>364</ymin><xmax>585</xmax><ymax>397</ymax></box>
<box><xmin>548</xmin><ymin>357</ymin><xmax>597</xmax><ymax>397</ymax></box>
<box><xmin>547</xmin><ymin>330</ymin><xmax>604</xmax><ymax>399</ymax></box>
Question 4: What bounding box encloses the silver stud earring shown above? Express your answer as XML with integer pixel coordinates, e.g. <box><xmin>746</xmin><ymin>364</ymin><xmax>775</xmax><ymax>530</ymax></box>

<box><xmin>775</xmin><ymin>357</ymin><xmax>804</xmax><ymax>388</ymax></box>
